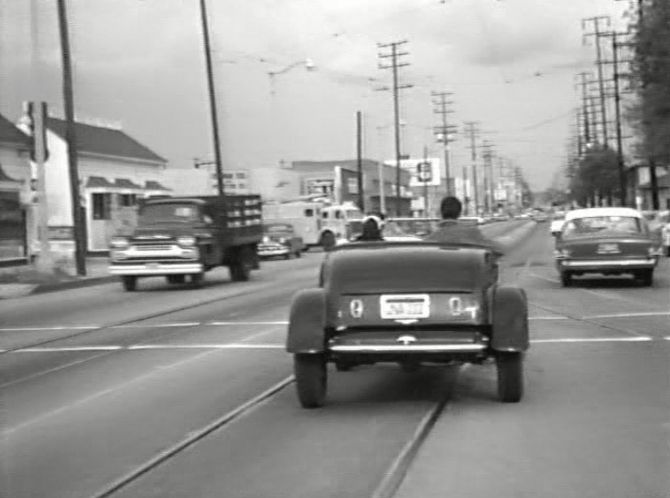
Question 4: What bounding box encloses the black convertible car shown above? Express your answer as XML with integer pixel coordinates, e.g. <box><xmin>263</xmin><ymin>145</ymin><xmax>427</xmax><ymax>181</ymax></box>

<box><xmin>286</xmin><ymin>241</ymin><xmax>529</xmax><ymax>408</ymax></box>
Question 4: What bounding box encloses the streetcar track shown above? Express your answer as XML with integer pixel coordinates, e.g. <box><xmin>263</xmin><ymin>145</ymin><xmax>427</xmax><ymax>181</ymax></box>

<box><xmin>89</xmin><ymin>375</ymin><xmax>294</xmax><ymax>498</ymax></box>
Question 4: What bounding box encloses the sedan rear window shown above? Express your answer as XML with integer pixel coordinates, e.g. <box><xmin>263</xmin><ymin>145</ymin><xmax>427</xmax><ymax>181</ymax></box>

<box><xmin>563</xmin><ymin>216</ymin><xmax>642</xmax><ymax>236</ymax></box>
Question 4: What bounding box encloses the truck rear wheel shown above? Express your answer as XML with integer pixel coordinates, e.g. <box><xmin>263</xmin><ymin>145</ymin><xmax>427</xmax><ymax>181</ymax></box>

<box><xmin>321</xmin><ymin>231</ymin><xmax>336</xmax><ymax>251</ymax></box>
<box><xmin>121</xmin><ymin>276</ymin><xmax>137</xmax><ymax>291</ymax></box>
<box><xmin>190</xmin><ymin>272</ymin><xmax>204</xmax><ymax>288</ymax></box>
<box><xmin>229</xmin><ymin>260</ymin><xmax>251</xmax><ymax>281</ymax></box>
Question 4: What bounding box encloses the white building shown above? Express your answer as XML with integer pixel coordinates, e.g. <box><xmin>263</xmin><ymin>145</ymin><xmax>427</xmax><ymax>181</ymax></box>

<box><xmin>19</xmin><ymin>115</ymin><xmax>170</xmax><ymax>255</ymax></box>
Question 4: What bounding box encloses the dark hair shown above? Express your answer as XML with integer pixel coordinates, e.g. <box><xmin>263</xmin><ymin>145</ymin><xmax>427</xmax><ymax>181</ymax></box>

<box><xmin>357</xmin><ymin>216</ymin><xmax>383</xmax><ymax>241</ymax></box>
<box><xmin>440</xmin><ymin>196</ymin><xmax>462</xmax><ymax>219</ymax></box>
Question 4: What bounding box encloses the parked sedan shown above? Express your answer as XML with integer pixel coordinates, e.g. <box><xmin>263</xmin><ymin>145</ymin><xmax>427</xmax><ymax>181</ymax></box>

<box><xmin>554</xmin><ymin>207</ymin><xmax>662</xmax><ymax>286</ymax></box>
<box><xmin>258</xmin><ymin>223</ymin><xmax>304</xmax><ymax>259</ymax></box>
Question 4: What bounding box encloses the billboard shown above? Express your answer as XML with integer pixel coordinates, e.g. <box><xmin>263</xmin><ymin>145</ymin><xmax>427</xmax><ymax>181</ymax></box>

<box><xmin>384</xmin><ymin>157</ymin><xmax>442</xmax><ymax>187</ymax></box>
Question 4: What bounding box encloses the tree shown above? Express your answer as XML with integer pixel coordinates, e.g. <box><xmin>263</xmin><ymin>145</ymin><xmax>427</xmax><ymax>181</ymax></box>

<box><xmin>569</xmin><ymin>146</ymin><xmax>620</xmax><ymax>206</ymax></box>
<box><xmin>629</xmin><ymin>0</ymin><xmax>670</xmax><ymax>163</ymax></box>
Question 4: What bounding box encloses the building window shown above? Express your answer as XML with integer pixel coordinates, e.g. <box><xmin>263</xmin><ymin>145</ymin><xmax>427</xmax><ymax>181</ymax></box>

<box><xmin>92</xmin><ymin>193</ymin><xmax>112</xmax><ymax>220</ymax></box>
<box><xmin>119</xmin><ymin>193</ymin><xmax>137</xmax><ymax>207</ymax></box>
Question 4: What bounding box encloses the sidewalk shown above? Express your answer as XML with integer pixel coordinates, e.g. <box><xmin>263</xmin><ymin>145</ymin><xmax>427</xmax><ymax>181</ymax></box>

<box><xmin>0</xmin><ymin>257</ymin><xmax>115</xmax><ymax>299</ymax></box>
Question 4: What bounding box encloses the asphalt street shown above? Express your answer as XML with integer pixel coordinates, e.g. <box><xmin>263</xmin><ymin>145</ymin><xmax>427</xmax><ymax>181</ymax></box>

<box><xmin>1</xmin><ymin>222</ymin><xmax>668</xmax><ymax>498</ymax></box>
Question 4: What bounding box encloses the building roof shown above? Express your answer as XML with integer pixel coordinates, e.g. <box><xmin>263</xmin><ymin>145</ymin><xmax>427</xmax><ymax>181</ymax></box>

<box><xmin>47</xmin><ymin>117</ymin><xmax>166</xmax><ymax>163</ymax></box>
<box><xmin>0</xmin><ymin>113</ymin><xmax>30</xmax><ymax>148</ymax></box>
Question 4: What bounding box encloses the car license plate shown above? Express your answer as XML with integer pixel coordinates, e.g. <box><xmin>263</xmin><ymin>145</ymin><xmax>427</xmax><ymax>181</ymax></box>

<box><xmin>380</xmin><ymin>294</ymin><xmax>430</xmax><ymax>319</ymax></box>
<box><xmin>597</xmin><ymin>243</ymin><xmax>620</xmax><ymax>254</ymax></box>
<box><xmin>147</xmin><ymin>263</ymin><xmax>160</xmax><ymax>270</ymax></box>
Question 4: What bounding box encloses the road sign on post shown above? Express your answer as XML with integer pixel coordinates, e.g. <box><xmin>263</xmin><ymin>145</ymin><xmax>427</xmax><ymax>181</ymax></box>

<box><xmin>416</xmin><ymin>161</ymin><xmax>432</xmax><ymax>183</ymax></box>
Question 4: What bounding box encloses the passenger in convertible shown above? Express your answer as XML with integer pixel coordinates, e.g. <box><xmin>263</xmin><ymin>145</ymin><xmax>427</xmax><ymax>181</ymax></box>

<box><xmin>356</xmin><ymin>214</ymin><xmax>385</xmax><ymax>241</ymax></box>
<box><xmin>425</xmin><ymin>196</ymin><xmax>503</xmax><ymax>255</ymax></box>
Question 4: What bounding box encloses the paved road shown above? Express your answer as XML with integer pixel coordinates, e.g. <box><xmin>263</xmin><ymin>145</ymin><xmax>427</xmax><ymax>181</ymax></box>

<box><xmin>1</xmin><ymin>223</ymin><xmax>668</xmax><ymax>498</ymax></box>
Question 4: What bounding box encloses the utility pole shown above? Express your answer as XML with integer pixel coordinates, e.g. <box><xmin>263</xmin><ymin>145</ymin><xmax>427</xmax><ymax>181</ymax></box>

<box><xmin>422</xmin><ymin>144</ymin><xmax>429</xmax><ymax>216</ymax></box>
<box><xmin>600</xmin><ymin>31</ymin><xmax>633</xmax><ymax>206</ymax></box>
<box><xmin>199</xmin><ymin>0</ymin><xmax>224</xmax><ymax>198</ymax></box>
<box><xmin>480</xmin><ymin>140</ymin><xmax>495</xmax><ymax>215</ymax></box>
<box><xmin>576</xmin><ymin>72</ymin><xmax>594</xmax><ymax>147</ymax></box>
<box><xmin>583</xmin><ymin>16</ymin><xmax>611</xmax><ymax>148</ymax></box>
<box><xmin>29</xmin><ymin>0</ymin><xmax>53</xmax><ymax>273</ymax></box>
<box><xmin>57</xmin><ymin>0</ymin><xmax>86</xmax><ymax>276</ymax></box>
<box><xmin>431</xmin><ymin>91</ymin><xmax>457</xmax><ymax>196</ymax></box>
<box><xmin>378</xmin><ymin>40</ymin><xmax>412</xmax><ymax>217</ymax></box>
<box><xmin>463</xmin><ymin>121</ymin><xmax>480</xmax><ymax>216</ymax></box>
<box><xmin>356</xmin><ymin>111</ymin><xmax>364</xmax><ymax>212</ymax></box>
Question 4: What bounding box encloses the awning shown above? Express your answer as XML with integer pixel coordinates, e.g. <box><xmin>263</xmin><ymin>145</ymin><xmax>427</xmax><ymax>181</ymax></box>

<box><xmin>114</xmin><ymin>178</ymin><xmax>144</xmax><ymax>189</ymax></box>
<box><xmin>145</xmin><ymin>180</ymin><xmax>171</xmax><ymax>191</ymax></box>
<box><xmin>0</xmin><ymin>164</ymin><xmax>22</xmax><ymax>191</ymax></box>
<box><xmin>85</xmin><ymin>176</ymin><xmax>116</xmax><ymax>188</ymax></box>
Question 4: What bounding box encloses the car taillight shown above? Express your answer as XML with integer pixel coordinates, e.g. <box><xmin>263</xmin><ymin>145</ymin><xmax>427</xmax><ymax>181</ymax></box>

<box><xmin>447</xmin><ymin>295</ymin><xmax>481</xmax><ymax>321</ymax></box>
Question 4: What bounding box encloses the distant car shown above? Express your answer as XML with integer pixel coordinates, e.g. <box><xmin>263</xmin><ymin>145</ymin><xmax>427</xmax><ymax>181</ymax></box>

<box><xmin>554</xmin><ymin>207</ymin><xmax>662</xmax><ymax>287</ymax></box>
<box><xmin>532</xmin><ymin>210</ymin><xmax>549</xmax><ymax>222</ymax></box>
<box><xmin>286</xmin><ymin>240</ymin><xmax>529</xmax><ymax>408</ymax></box>
<box><xmin>258</xmin><ymin>223</ymin><xmax>303</xmax><ymax>259</ymax></box>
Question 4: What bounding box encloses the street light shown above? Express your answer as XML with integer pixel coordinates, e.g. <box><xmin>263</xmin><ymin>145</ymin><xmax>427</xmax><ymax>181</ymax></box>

<box><xmin>267</xmin><ymin>58</ymin><xmax>316</xmax><ymax>95</ymax></box>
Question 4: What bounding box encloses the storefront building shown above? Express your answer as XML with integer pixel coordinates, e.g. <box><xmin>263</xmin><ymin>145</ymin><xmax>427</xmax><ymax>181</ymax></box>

<box><xmin>0</xmin><ymin>113</ymin><xmax>31</xmax><ymax>266</ymax></box>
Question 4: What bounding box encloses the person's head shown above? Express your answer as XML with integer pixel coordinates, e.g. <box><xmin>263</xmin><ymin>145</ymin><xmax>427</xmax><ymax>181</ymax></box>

<box><xmin>359</xmin><ymin>214</ymin><xmax>384</xmax><ymax>240</ymax></box>
<box><xmin>439</xmin><ymin>196</ymin><xmax>463</xmax><ymax>220</ymax></box>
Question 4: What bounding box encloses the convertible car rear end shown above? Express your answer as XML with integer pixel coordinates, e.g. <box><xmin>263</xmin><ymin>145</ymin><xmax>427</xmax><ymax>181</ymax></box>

<box><xmin>286</xmin><ymin>242</ymin><xmax>529</xmax><ymax>408</ymax></box>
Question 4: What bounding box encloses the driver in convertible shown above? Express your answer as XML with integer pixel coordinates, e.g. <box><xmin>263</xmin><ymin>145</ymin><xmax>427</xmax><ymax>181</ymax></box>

<box><xmin>425</xmin><ymin>196</ymin><xmax>503</xmax><ymax>256</ymax></box>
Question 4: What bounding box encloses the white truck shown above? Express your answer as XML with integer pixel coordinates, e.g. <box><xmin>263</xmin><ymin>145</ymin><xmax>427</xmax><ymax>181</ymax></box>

<box><xmin>262</xmin><ymin>200</ymin><xmax>364</xmax><ymax>250</ymax></box>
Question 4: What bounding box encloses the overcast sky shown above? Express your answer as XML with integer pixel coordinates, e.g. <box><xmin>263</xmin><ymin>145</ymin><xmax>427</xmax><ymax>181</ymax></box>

<box><xmin>1</xmin><ymin>0</ymin><xmax>631</xmax><ymax>191</ymax></box>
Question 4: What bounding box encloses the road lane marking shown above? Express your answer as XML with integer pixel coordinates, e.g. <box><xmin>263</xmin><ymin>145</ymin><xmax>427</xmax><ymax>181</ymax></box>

<box><xmin>7</xmin><ymin>337</ymin><xmax>665</xmax><ymax>354</ymax></box>
<box><xmin>529</xmin><ymin>316</ymin><xmax>569</xmax><ymax>320</ymax></box>
<box><xmin>127</xmin><ymin>343</ymin><xmax>284</xmax><ymax>350</ymax></box>
<box><xmin>0</xmin><ymin>325</ymin><xmax>99</xmax><ymax>332</ymax></box>
<box><xmin>111</xmin><ymin>322</ymin><xmax>202</xmax><ymax>329</ymax></box>
<box><xmin>14</xmin><ymin>345</ymin><xmax>123</xmax><ymax>352</ymax></box>
<box><xmin>207</xmin><ymin>321</ymin><xmax>288</xmax><ymax>326</ymax></box>
<box><xmin>531</xmin><ymin>336</ymin><xmax>653</xmax><ymax>343</ymax></box>
<box><xmin>583</xmin><ymin>311</ymin><xmax>670</xmax><ymax>319</ymax></box>
<box><xmin>0</xmin><ymin>321</ymin><xmax>290</xmax><ymax>333</ymax></box>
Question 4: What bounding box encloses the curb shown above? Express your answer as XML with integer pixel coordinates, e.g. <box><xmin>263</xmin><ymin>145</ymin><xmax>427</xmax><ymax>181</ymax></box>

<box><xmin>31</xmin><ymin>275</ymin><xmax>118</xmax><ymax>295</ymax></box>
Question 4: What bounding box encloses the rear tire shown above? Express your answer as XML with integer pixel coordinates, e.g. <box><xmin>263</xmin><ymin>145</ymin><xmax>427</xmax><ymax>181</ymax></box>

<box><xmin>637</xmin><ymin>269</ymin><xmax>653</xmax><ymax>287</ymax></box>
<box><xmin>497</xmin><ymin>352</ymin><xmax>524</xmax><ymax>402</ymax></box>
<box><xmin>321</xmin><ymin>231</ymin><xmax>336</xmax><ymax>252</ymax></box>
<box><xmin>294</xmin><ymin>354</ymin><xmax>327</xmax><ymax>408</ymax></box>
<box><xmin>229</xmin><ymin>248</ymin><xmax>252</xmax><ymax>281</ymax></box>
<box><xmin>560</xmin><ymin>271</ymin><xmax>572</xmax><ymax>287</ymax></box>
<box><xmin>121</xmin><ymin>276</ymin><xmax>137</xmax><ymax>291</ymax></box>
<box><xmin>190</xmin><ymin>272</ymin><xmax>204</xmax><ymax>288</ymax></box>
